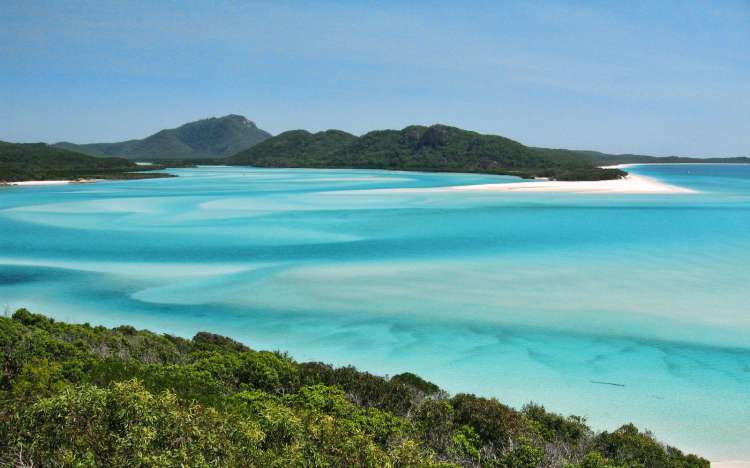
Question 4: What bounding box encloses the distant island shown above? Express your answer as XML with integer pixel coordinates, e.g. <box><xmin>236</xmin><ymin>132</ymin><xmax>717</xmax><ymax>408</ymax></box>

<box><xmin>226</xmin><ymin>124</ymin><xmax>628</xmax><ymax>181</ymax></box>
<box><xmin>0</xmin><ymin>309</ymin><xmax>708</xmax><ymax>467</ymax></box>
<box><xmin>55</xmin><ymin>114</ymin><xmax>272</xmax><ymax>161</ymax></box>
<box><xmin>53</xmin><ymin>113</ymin><xmax>748</xmax><ymax>181</ymax></box>
<box><xmin>2</xmin><ymin>115</ymin><xmax>747</xmax><ymax>184</ymax></box>
<box><xmin>0</xmin><ymin>141</ymin><xmax>171</xmax><ymax>183</ymax></box>
<box><xmin>227</xmin><ymin>124</ymin><xmax>748</xmax><ymax>180</ymax></box>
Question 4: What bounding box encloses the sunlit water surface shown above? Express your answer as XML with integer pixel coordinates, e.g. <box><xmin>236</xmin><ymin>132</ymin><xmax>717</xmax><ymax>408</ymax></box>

<box><xmin>1</xmin><ymin>164</ymin><xmax>749</xmax><ymax>462</ymax></box>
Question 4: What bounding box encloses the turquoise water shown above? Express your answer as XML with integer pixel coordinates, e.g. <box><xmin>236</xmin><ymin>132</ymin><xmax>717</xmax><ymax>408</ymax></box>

<box><xmin>1</xmin><ymin>164</ymin><xmax>749</xmax><ymax>462</ymax></box>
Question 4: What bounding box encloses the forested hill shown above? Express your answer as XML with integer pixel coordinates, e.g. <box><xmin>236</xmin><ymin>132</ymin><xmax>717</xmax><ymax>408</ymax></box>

<box><xmin>55</xmin><ymin>114</ymin><xmax>272</xmax><ymax>161</ymax></box>
<box><xmin>0</xmin><ymin>141</ymin><xmax>168</xmax><ymax>182</ymax></box>
<box><xmin>227</xmin><ymin>124</ymin><xmax>627</xmax><ymax>181</ymax></box>
<box><xmin>0</xmin><ymin>310</ymin><xmax>708</xmax><ymax>467</ymax></box>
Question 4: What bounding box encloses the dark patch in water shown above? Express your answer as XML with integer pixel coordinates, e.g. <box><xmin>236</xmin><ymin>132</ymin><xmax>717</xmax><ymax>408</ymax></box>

<box><xmin>590</xmin><ymin>380</ymin><xmax>625</xmax><ymax>387</ymax></box>
<box><xmin>0</xmin><ymin>265</ymin><xmax>73</xmax><ymax>285</ymax></box>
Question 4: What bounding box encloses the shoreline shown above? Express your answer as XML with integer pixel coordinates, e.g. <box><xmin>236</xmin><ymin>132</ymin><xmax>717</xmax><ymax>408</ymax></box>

<box><xmin>348</xmin><ymin>172</ymin><xmax>697</xmax><ymax>195</ymax></box>
<box><xmin>445</xmin><ymin>173</ymin><xmax>697</xmax><ymax>194</ymax></box>
<box><xmin>712</xmin><ymin>461</ymin><xmax>750</xmax><ymax>468</ymax></box>
<box><xmin>600</xmin><ymin>163</ymin><xmax>639</xmax><ymax>169</ymax></box>
<box><xmin>5</xmin><ymin>179</ymin><xmax>91</xmax><ymax>186</ymax></box>
<box><xmin>3</xmin><ymin>179</ymin><xmax>99</xmax><ymax>187</ymax></box>
<box><xmin>2</xmin><ymin>172</ymin><xmax>173</xmax><ymax>187</ymax></box>
<box><xmin>5</xmin><ymin>163</ymin><xmax>740</xmax><ymax>191</ymax></box>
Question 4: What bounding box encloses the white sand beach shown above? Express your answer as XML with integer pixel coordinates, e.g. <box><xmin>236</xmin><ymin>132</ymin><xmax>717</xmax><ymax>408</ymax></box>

<box><xmin>600</xmin><ymin>163</ymin><xmax>639</xmax><ymax>169</ymax></box>
<box><xmin>441</xmin><ymin>173</ymin><xmax>697</xmax><ymax>194</ymax></box>
<box><xmin>712</xmin><ymin>460</ymin><xmax>750</xmax><ymax>468</ymax></box>
<box><xmin>4</xmin><ymin>179</ymin><xmax>97</xmax><ymax>187</ymax></box>
<box><xmin>350</xmin><ymin>171</ymin><xmax>696</xmax><ymax>195</ymax></box>
<box><xmin>6</xmin><ymin>180</ymin><xmax>74</xmax><ymax>186</ymax></box>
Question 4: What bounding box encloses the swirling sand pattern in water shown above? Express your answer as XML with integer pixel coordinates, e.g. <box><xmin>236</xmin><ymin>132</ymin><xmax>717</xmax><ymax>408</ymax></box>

<box><xmin>1</xmin><ymin>164</ymin><xmax>749</xmax><ymax>462</ymax></box>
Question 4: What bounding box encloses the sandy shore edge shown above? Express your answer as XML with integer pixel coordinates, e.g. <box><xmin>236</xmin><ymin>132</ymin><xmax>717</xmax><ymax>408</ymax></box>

<box><xmin>439</xmin><ymin>172</ymin><xmax>697</xmax><ymax>194</ymax></box>
<box><xmin>345</xmin><ymin>164</ymin><xmax>697</xmax><ymax>195</ymax></box>
<box><xmin>4</xmin><ymin>164</ymin><xmax>705</xmax><ymax>193</ymax></box>
<box><xmin>711</xmin><ymin>461</ymin><xmax>750</xmax><ymax>468</ymax></box>
<box><xmin>3</xmin><ymin>179</ymin><xmax>99</xmax><ymax>187</ymax></box>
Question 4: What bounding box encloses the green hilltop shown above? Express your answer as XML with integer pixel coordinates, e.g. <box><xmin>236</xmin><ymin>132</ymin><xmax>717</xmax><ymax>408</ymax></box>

<box><xmin>55</xmin><ymin>114</ymin><xmax>272</xmax><ymax>161</ymax></box>
<box><xmin>0</xmin><ymin>310</ymin><xmax>708</xmax><ymax>467</ymax></box>
<box><xmin>44</xmin><ymin>116</ymin><xmax>749</xmax><ymax>182</ymax></box>
<box><xmin>0</xmin><ymin>141</ymin><xmax>169</xmax><ymax>183</ymax></box>
<box><xmin>227</xmin><ymin>124</ymin><xmax>627</xmax><ymax>181</ymax></box>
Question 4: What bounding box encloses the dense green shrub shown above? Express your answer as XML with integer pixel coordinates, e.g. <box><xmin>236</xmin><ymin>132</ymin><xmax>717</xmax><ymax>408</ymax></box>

<box><xmin>523</xmin><ymin>403</ymin><xmax>590</xmax><ymax>444</ymax></box>
<box><xmin>451</xmin><ymin>394</ymin><xmax>526</xmax><ymax>450</ymax></box>
<box><xmin>593</xmin><ymin>424</ymin><xmax>708</xmax><ymax>468</ymax></box>
<box><xmin>0</xmin><ymin>310</ymin><xmax>708</xmax><ymax>467</ymax></box>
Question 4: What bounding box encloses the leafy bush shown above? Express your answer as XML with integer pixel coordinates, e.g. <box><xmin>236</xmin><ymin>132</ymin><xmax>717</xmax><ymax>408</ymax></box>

<box><xmin>0</xmin><ymin>310</ymin><xmax>708</xmax><ymax>467</ymax></box>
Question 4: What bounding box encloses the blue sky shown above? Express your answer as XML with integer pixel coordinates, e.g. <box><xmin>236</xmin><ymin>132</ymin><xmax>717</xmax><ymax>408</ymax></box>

<box><xmin>1</xmin><ymin>1</ymin><xmax>748</xmax><ymax>156</ymax></box>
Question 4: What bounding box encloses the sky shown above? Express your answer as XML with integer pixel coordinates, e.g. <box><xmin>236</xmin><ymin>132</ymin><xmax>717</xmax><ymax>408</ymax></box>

<box><xmin>1</xmin><ymin>1</ymin><xmax>748</xmax><ymax>157</ymax></box>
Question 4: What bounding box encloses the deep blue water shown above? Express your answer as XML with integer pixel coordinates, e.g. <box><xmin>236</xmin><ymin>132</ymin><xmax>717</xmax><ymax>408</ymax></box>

<box><xmin>1</xmin><ymin>164</ymin><xmax>749</xmax><ymax>462</ymax></box>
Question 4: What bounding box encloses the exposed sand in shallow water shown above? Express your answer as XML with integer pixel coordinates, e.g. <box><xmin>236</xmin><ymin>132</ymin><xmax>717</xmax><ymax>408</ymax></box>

<box><xmin>443</xmin><ymin>173</ymin><xmax>697</xmax><ymax>194</ymax></box>
<box><xmin>329</xmin><ymin>163</ymin><xmax>697</xmax><ymax>195</ymax></box>
<box><xmin>4</xmin><ymin>164</ymin><xmax>699</xmax><ymax>194</ymax></box>
<box><xmin>345</xmin><ymin>173</ymin><xmax>697</xmax><ymax>195</ymax></box>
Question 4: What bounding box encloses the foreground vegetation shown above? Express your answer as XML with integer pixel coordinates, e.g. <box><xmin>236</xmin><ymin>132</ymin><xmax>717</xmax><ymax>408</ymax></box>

<box><xmin>0</xmin><ymin>142</ymin><xmax>171</xmax><ymax>183</ymax></box>
<box><xmin>0</xmin><ymin>310</ymin><xmax>707</xmax><ymax>467</ymax></box>
<box><xmin>227</xmin><ymin>124</ymin><xmax>627</xmax><ymax>181</ymax></box>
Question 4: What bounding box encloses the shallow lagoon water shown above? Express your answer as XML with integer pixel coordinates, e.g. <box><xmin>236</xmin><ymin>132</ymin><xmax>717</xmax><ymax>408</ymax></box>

<box><xmin>1</xmin><ymin>164</ymin><xmax>749</xmax><ymax>462</ymax></box>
